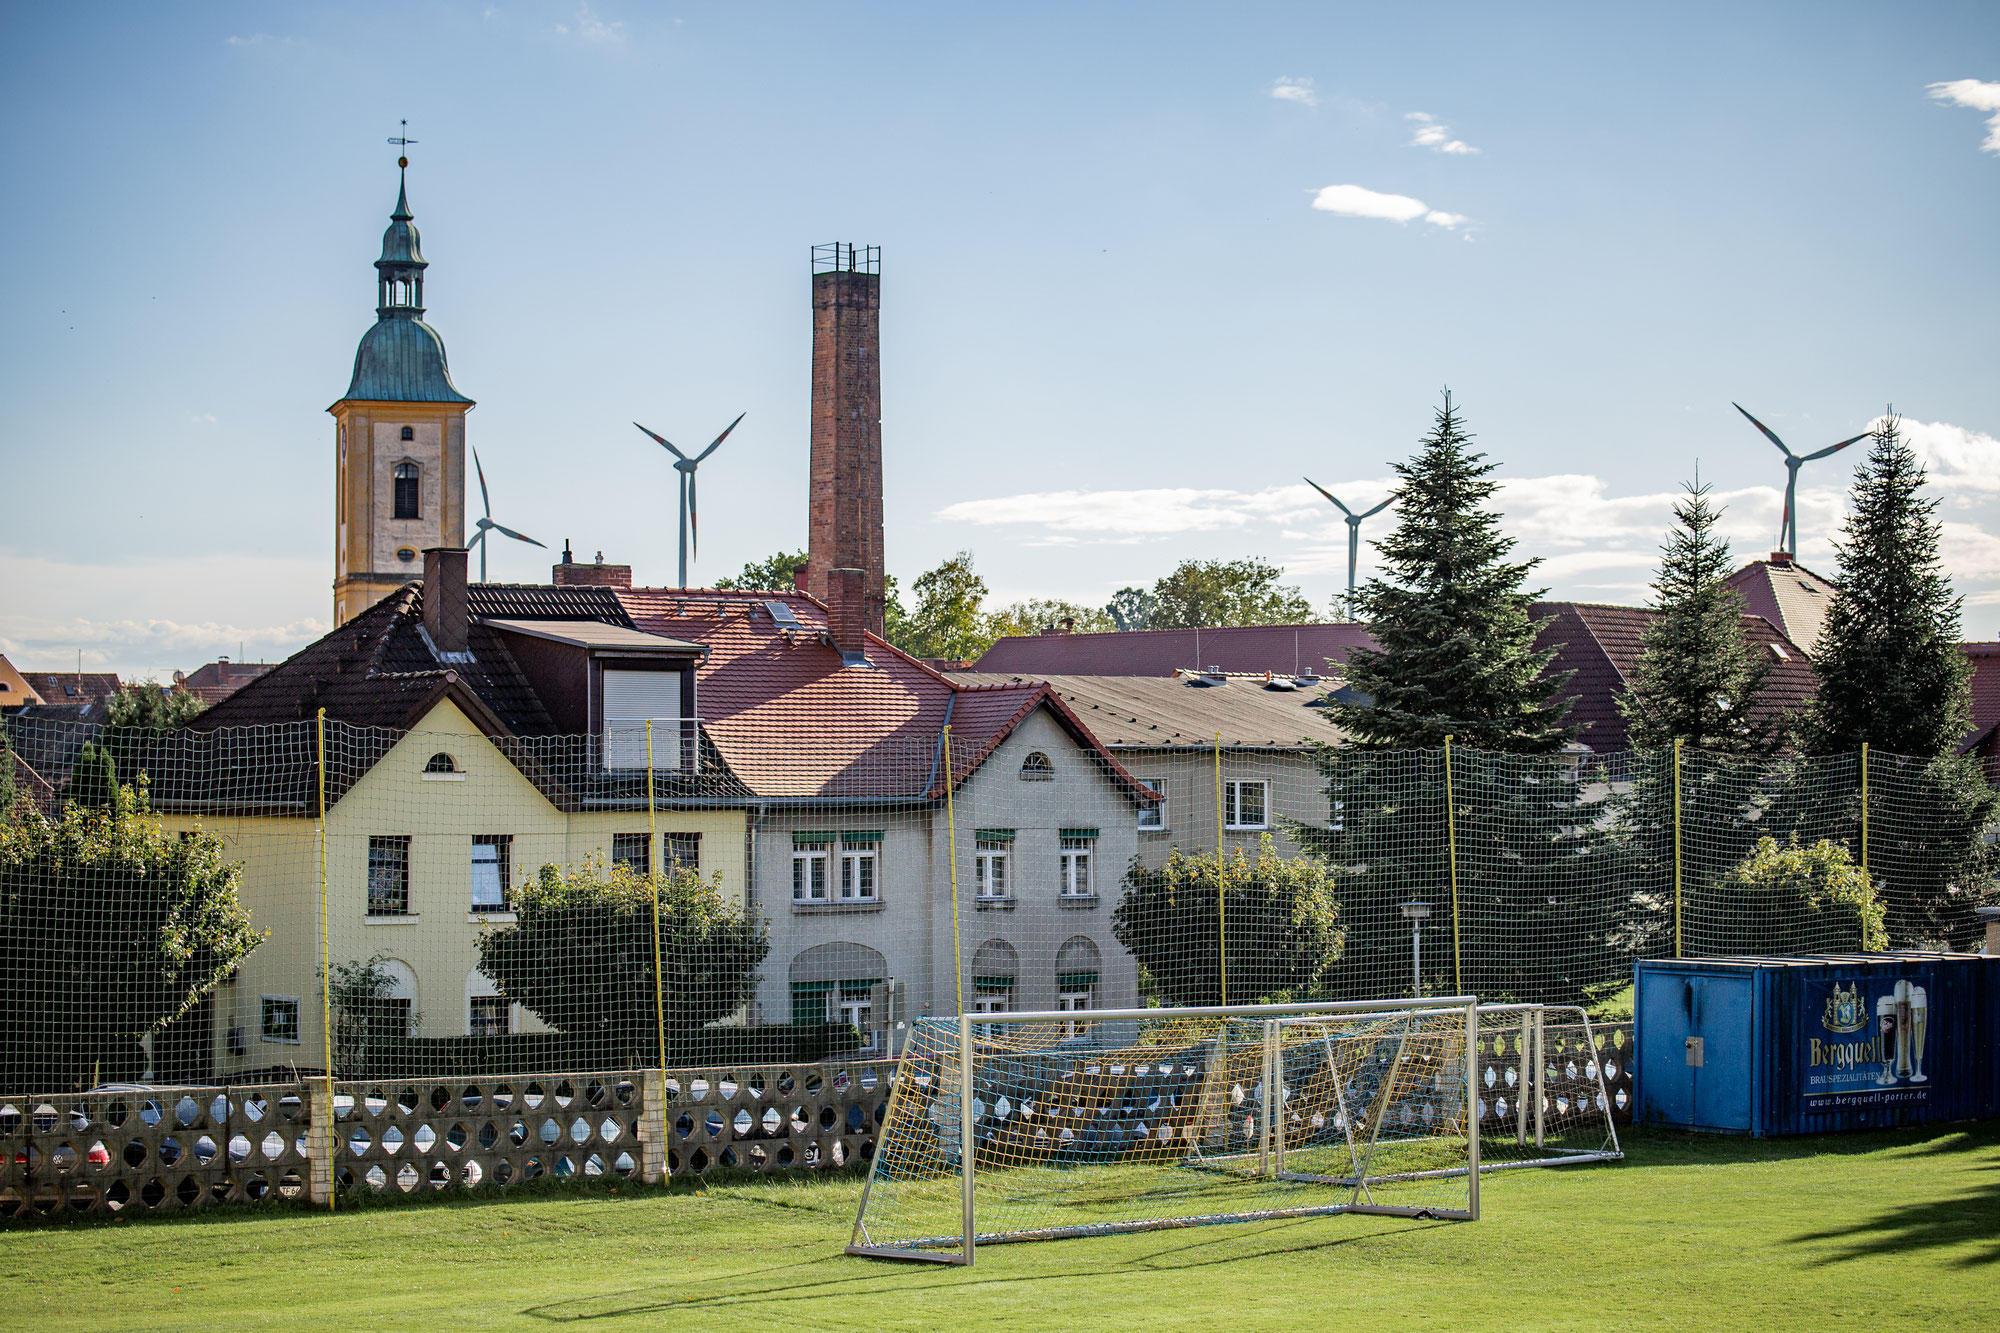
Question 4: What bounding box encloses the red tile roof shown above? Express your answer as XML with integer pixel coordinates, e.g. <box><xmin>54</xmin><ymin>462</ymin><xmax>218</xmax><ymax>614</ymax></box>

<box><xmin>175</xmin><ymin>660</ymin><xmax>277</xmax><ymax>704</ymax></box>
<box><xmin>1959</xmin><ymin>643</ymin><xmax>2000</xmax><ymax>754</ymax></box>
<box><xmin>613</xmin><ymin>587</ymin><xmax>1154</xmax><ymax>802</ymax></box>
<box><xmin>20</xmin><ymin>672</ymin><xmax>121</xmax><ymax>705</ymax></box>
<box><xmin>1725</xmin><ymin>557</ymin><xmax>1838</xmax><ymax>654</ymax></box>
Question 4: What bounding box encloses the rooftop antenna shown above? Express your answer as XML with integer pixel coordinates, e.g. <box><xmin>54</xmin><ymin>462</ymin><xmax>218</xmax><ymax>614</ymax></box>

<box><xmin>1304</xmin><ymin>478</ymin><xmax>1392</xmax><ymax>620</ymax></box>
<box><xmin>632</xmin><ymin>412</ymin><xmax>746</xmax><ymax>588</ymax></box>
<box><xmin>1732</xmin><ymin>404</ymin><xmax>1868</xmax><ymax>559</ymax></box>
<box><xmin>468</xmin><ymin>447</ymin><xmax>546</xmax><ymax>582</ymax></box>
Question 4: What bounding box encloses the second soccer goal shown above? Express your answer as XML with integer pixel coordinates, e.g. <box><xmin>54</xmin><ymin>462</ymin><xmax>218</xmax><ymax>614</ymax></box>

<box><xmin>848</xmin><ymin>996</ymin><xmax>1480</xmax><ymax>1264</ymax></box>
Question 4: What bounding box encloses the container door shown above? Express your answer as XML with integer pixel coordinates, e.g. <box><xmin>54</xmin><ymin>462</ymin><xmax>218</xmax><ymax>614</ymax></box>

<box><xmin>1691</xmin><ymin>974</ymin><xmax>1754</xmax><ymax>1132</ymax></box>
<box><xmin>1638</xmin><ymin>971</ymin><xmax>1697</xmax><ymax>1127</ymax></box>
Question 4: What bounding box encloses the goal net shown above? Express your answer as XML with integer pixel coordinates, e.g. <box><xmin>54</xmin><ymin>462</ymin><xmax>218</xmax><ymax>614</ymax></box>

<box><xmin>1471</xmin><ymin>1004</ymin><xmax>1623</xmax><ymax>1172</ymax></box>
<box><xmin>848</xmin><ymin>997</ymin><xmax>1480</xmax><ymax>1263</ymax></box>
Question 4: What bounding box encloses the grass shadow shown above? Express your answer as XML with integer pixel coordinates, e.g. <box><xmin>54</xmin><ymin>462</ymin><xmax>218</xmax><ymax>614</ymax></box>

<box><xmin>1783</xmin><ymin>1131</ymin><xmax>2000</xmax><ymax>1268</ymax></box>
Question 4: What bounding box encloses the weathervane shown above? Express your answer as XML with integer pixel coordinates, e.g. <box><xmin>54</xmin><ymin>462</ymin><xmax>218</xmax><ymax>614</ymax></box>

<box><xmin>388</xmin><ymin>119</ymin><xmax>417</xmax><ymax>170</ymax></box>
<box><xmin>1731</xmin><ymin>404</ymin><xmax>1868</xmax><ymax>559</ymax></box>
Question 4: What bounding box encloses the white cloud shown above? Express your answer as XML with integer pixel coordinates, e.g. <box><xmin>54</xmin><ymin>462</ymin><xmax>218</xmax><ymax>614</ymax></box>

<box><xmin>557</xmin><ymin>4</ymin><xmax>625</xmax><ymax>42</ymax></box>
<box><xmin>1928</xmin><ymin>79</ymin><xmax>2000</xmax><ymax>153</ymax></box>
<box><xmin>1405</xmin><ymin>111</ymin><xmax>1478</xmax><ymax>155</ymax></box>
<box><xmin>1888</xmin><ymin>417</ymin><xmax>2000</xmax><ymax>493</ymax></box>
<box><xmin>1270</xmin><ymin>77</ymin><xmax>1319</xmax><ymax>108</ymax></box>
<box><xmin>1310</xmin><ymin>183</ymin><xmax>1468</xmax><ymax>228</ymax></box>
<box><xmin>0</xmin><ymin>548</ymin><xmax>328</xmax><ymax>680</ymax></box>
<box><xmin>1941</xmin><ymin>521</ymin><xmax>2000</xmax><ymax>581</ymax></box>
<box><xmin>938</xmin><ymin>488</ymin><xmax>1259</xmax><ymax>536</ymax></box>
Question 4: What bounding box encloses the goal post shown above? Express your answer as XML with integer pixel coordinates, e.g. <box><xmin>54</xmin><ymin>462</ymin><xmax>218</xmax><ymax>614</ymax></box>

<box><xmin>1470</xmin><ymin>1003</ymin><xmax>1623</xmax><ymax>1171</ymax></box>
<box><xmin>847</xmin><ymin>996</ymin><xmax>1481</xmax><ymax>1265</ymax></box>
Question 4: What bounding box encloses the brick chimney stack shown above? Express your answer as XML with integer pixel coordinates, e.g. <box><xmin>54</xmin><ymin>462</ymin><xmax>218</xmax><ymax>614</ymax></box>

<box><xmin>422</xmin><ymin>547</ymin><xmax>470</xmax><ymax>656</ymax></box>
<box><xmin>825</xmin><ymin>567</ymin><xmax>869</xmax><ymax>664</ymax></box>
<box><xmin>807</xmin><ymin>244</ymin><xmax>885</xmax><ymax>645</ymax></box>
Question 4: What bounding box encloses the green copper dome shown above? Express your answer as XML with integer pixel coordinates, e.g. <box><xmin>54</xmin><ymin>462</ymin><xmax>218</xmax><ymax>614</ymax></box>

<box><xmin>336</xmin><ymin>170</ymin><xmax>473</xmax><ymax>406</ymax></box>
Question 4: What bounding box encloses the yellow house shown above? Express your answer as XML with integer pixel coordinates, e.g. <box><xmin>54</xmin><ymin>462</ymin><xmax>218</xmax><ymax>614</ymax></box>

<box><xmin>150</xmin><ymin>553</ymin><xmax>746</xmax><ymax>1080</ymax></box>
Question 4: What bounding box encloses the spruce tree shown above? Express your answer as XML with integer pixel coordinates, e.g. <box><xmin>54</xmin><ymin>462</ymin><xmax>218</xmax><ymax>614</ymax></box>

<box><xmin>1619</xmin><ymin>480</ymin><xmax>1776</xmax><ymax>753</ymax></box>
<box><xmin>1805</xmin><ymin>412</ymin><xmax>1971</xmax><ymax>757</ymax></box>
<box><xmin>1328</xmin><ymin>391</ymin><xmax>1573</xmax><ymax>753</ymax></box>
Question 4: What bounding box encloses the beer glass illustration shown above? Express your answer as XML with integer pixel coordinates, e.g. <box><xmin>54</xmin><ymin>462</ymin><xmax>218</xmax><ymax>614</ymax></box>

<box><xmin>1910</xmin><ymin>986</ymin><xmax>1929</xmax><ymax>1084</ymax></box>
<box><xmin>1876</xmin><ymin>996</ymin><xmax>1898</xmax><ymax>1086</ymax></box>
<box><xmin>1894</xmin><ymin>980</ymin><xmax>1913</xmax><ymax>1079</ymax></box>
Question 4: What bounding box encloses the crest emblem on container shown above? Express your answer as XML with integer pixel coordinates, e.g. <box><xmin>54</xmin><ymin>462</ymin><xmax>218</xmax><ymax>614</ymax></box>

<box><xmin>1822</xmin><ymin>983</ymin><xmax>1867</xmax><ymax>1034</ymax></box>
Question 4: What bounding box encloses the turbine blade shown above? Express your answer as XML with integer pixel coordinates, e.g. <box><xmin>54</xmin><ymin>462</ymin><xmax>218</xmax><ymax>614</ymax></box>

<box><xmin>1361</xmin><ymin>498</ymin><xmax>1393</xmax><ymax>518</ymax></box>
<box><xmin>473</xmin><ymin>447</ymin><xmax>492</xmax><ymax>518</ymax></box>
<box><xmin>467</xmin><ymin>527</ymin><xmax>488</xmax><ymax>549</ymax></box>
<box><xmin>693</xmin><ymin>411</ymin><xmax>746</xmax><ymax>463</ymax></box>
<box><xmin>1732</xmin><ymin>402</ymin><xmax>1795</xmax><ymax>458</ymax></box>
<box><xmin>1303</xmin><ymin>477</ymin><xmax>1355</xmax><ymax>517</ymax></box>
<box><xmin>1802</xmin><ymin>432</ymin><xmax>1870</xmax><ymax>462</ymax></box>
<box><xmin>634</xmin><ymin>421</ymin><xmax>689</xmax><ymax>461</ymax></box>
<box><xmin>491</xmin><ymin>522</ymin><xmax>546</xmax><ymax>548</ymax></box>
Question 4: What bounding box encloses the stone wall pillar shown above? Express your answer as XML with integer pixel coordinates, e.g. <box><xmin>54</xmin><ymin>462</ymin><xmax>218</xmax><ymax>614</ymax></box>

<box><xmin>304</xmin><ymin>1081</ymin><xmax>336</xmax><ymax>1205</ymax></box>
<box><xmin>638</xmin><ymin>1070</ymin><xmax>669</xmax><ymax>1184</ymax></box>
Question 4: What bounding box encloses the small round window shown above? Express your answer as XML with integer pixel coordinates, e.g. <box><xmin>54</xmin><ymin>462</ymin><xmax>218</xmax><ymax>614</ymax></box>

<box><xmin>1020</xmin><ymin>752</ymin><xmax>1054</xmax><ymax>781</ymax></box>
<box><xmin>424</xmin><ymin>752</ymin><xmax>458</xmax><ymax>774</ymax></box>
<box><xmin>397</xmin><ymin>547</ymin><xmax>418</xmax><ymax>563</ymax></box>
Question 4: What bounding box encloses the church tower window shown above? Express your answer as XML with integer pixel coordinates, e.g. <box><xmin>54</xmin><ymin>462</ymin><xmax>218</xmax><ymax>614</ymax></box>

<box><xmin>394</xmin><ymin>462</ymin><xmax>421</xmax><ymax>519</ymax></box>
<box><xmin>400</xmin><ymin>426</ymin><xmax>414</xmax><ymax>441</ymax></box>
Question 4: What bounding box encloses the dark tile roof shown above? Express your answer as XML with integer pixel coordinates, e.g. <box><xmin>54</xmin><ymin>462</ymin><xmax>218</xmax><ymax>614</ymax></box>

<box><xmin>1</xmin><ymin>704</ymin><xmax>104</xmax><ymax>793</ymax></box>
<box><xmin>954</xmin><ymin>672</ymin><xmax>1344</xmax><ymax>748</ymax></box>
<box><xmin>972</xmin><ymin>624</ymin><xmax>1374</xmax><ymax>679</ymax></box>
<box><xmin>175</xmin><ymin>660</ymin><xmax>276</xmax><ymax>705</ymax></box>
<box><xmin>20</xmin><ymin>673</ymin><xmax>121</xmax><ymax>705</ymax></box>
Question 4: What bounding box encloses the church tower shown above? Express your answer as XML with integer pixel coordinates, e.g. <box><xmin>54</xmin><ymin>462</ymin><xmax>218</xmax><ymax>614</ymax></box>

<box><xmin>329</xmin><ymin>162</ymin><xmax>474</xmax><ymax>626</ymax></box>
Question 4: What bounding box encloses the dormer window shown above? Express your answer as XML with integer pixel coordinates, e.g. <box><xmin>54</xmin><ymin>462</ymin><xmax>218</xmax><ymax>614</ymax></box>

<box><xmin>424</xmin><ymin>752</ymin><xmax>459</xmax><ymax>774</ymax></box>
<box><xmin>393</xmin><ymin>462</ymin><xmax>420</xmax><ymax>519</ymax></box>
<box><xmin>400</xmin><ymin>426</ymin><xmax>415</xmax><ymax>441</ymax></box>
<box><xmin>1020</xmin><ymin>752</ymin><xmax>1054</xmax><ymax>781</ymax></box>
<box><xmin>602</xmin><ymin>669</ymin><xmax>684</xmax><ymax>772</ymax></box>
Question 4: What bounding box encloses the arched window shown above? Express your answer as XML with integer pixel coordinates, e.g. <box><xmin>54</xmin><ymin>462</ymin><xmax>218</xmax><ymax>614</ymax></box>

<box><xmin>393</xmin><ymin>461</ymin><xmax>420</xmax><ymax>519</ymax></box>
<box><xmin>466</xmin><ymin>969</ymin><xmax>512</xmax><ymax>1037</ymax></box>
<box><xmin>400</xmin><ymin>425</ymin><xmax>415</xmax><ymax>441</ymax></box>
<box><xmin>1020</xmin><ymin>752</ymin><xmax>1053</xmax><ymax>781</ymax></box>
<box><xmin>971</xmin><ymin>940</ymin><xmax>1020</xmax><ymax>1033</ymax></box>
<box><xmin>789</xmin><ymin>942</ymin><xmax>888</xmax><ymax>1049</ymax></box>
<box><xmin>1056</xmin><ymin>937</ymin><xmax>1102</xmax><ymax>1036</ymax></box>
<box><xmin>423</xmin><ymin>752</ymin><xmax>458</xmax><ymax>775</ymax></box>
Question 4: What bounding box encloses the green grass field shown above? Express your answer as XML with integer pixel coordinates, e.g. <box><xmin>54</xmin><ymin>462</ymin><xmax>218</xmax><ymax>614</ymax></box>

<box><xmin>1</xmin><ymin>1125</ymin><xmax>1994</xmax><ymax>1331</ymax></box>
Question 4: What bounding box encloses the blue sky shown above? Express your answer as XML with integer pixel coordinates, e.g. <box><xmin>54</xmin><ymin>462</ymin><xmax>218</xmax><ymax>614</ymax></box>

<box><xmin>3</xmin><ymin>2</ymin><xmax>1998</xmax><ymax>678</ymax></box>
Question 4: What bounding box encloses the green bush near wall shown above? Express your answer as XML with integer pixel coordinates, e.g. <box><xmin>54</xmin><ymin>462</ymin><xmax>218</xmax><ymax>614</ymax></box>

<box><xmin>340</xmin><ymin>1023</ymin><xmax>864</xmax><ymax>1079</ymax></box>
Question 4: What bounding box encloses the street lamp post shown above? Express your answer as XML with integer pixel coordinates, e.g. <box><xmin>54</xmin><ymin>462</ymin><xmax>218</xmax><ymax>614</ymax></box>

<box><xmin>1400</xmin><ymin>901</ymin><xmax>1432</xmax><ymax>995</ymax></box>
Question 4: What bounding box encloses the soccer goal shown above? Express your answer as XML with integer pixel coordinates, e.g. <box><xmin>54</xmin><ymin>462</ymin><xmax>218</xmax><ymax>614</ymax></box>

<box><xmin>1470</xmin><ymin>1003</ymin><xmax>1624</xmax><ymax>1172</ymax></box>
<box><xmin>847</xmin><ymin>996</ymin><xmax>1481</xmax><ymax>1264</ymax></box>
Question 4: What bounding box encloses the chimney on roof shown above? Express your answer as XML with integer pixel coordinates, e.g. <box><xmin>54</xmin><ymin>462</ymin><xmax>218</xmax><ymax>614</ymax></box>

<box><xmin>552</xmin><ymin>553</ymin><xmax>632</xmax><ymax>588</ymax></box>
<box><xmin>1769</xmin><ymin>550</ymin><xmax>1794</xmax><ymax>566</ymax></box>
<box><xmin>806</xmin><ymin>243</ymin><xmax>885</xmax><ymax>640</ymax></box>
<box><xmin>826</xmin><ymin>566</ymin><xmax>870</xmax><ymax>665</ymax></box>
<box><xmin>561</xmin><ymin>540</ymin><xmax>574</xmax><ymax>566</ymax></box>
<box><xmin>792</xmin><ymin>561</ymin><xmax>811</xmax><ymax>593</ymax></box>
<box><xmin>422</xmin><ymin>547</ymin><xmax>470</xmax><ymax>656</ymax></box>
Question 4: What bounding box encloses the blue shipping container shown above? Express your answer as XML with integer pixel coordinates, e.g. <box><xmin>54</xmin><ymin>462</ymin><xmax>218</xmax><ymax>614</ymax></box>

<box><xmin>1635</xmin><ymin>951</ymin><xmax>1999</xmax><ymax>1136</ymax></box>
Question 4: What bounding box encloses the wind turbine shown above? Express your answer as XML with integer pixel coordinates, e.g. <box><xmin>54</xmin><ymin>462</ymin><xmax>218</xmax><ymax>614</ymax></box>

<box><xmin>1732</xmin><ymin>404</ymin><xmax>1869</xmax><ymax>559</ymax></box>
<box><xmin>468</xmin><ymin>447</ymin><xmax>546</xmax><ymax>582</ymax></box>
<box><xmin>1304</xmin><ymin>478</ymin><xmax>1392</xmax><ymax>620</ymax></box>
<box><xmin>632</xmin><ymin>412</ymin><xmax>746</xmax><ymax>588</ymax></box>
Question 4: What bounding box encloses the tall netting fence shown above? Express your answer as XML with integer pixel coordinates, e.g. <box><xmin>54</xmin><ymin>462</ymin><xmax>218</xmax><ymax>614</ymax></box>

<box><xmin>0</xmin><ymin>710</ymin><xmax>1991</xmax><ymax>1216</ymax></box>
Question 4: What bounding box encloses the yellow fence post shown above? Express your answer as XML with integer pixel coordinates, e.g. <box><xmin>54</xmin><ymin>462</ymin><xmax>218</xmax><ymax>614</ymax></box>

<box><xmin>1443</xmin><ymin>735</ymin><xmax>1462</xmax><ymax>995</ymax></box>
<box><xmin>1214</xmin><ymin>731</ymin><xmax>1227</xmax><ymax>1006</ymax></box>
<box><xmin>944</xmin><ymin>726</ymin><xmax>963</xmax><ymax>1016</ymax></box>
<box><xmin>315</xmin><ymin>708</ymin><xmax>335</xmax><ymax>1211</ymax></box>
<box><xmin>1673</xmin><ymin>738</ymin><xmax>1683</xmax><ymax>958</ymax></box>
<box><xmin>646</xmin><ymin>721</ymin><xmax>667</xmax><ymax>1097</ymax></box>
<box><xmin>1859</xmin><ymin>742</ymin><xmax>1871</xmax><ymax>951</ymax></box>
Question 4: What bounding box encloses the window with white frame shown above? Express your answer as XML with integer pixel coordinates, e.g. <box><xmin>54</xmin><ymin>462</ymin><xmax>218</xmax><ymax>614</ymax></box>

<box><xmin>975</xmin><ymin>833</ymin><xmax>1012</xmax><ymax>900</ymax></box>
<box><xmin>1225</xmin><ymin>779</ymin><xmax>1269</xmax><ymax>830</ymax></box>
<box><xmin>839</xmin><ymin>834</ymin><xmax>880</xmax><ymax>902</ymax></box>
<box><xmin>1060</xmin><ymin>829</ymin><xmax>1097</xmax><ymax>898</ymax></box>
<box><xmin>261</xmin><ymin>995</ymin><xmax>301</xmax><ymax>1044</ymax></box>
<box><xmin>792</xmin><ymin>837</ymin><xmax>831</xmax><ymax>902</ymax></box>
<box><xmin>470</xmin><ymin>834</ymin><xmax>511</xmax><ymax>910</ymax></box>
<box><xmin>601</xmin><ymin>668</ymin><xmax>683</xmax><ymax>772</ymax></box>
<box><xmin>973</xmin><ymin>984</ymin><xmax>1014</xmax><ymax>1037</ymax></box>
<box><xmin>469</xmin><ymin>995</ymin><xmax>510</xmax><ymax>1037</ymax></box>
<box><xmin>1058</xmin><ymin>986</ymin><xmax>1093</xmax><ymax>1038</ymax></box>
<box><xmin>836</xmin><ymin>982</ymin><xmax>877</xmax><ymax>1052</ymax></box>
<box><xmin>368</xmin><ymin>835</ymin><xmax>411</xmax><ymax>916</ymax></box>
<box><xmin>1137</xmin><ymin>777</ymin><xmax>1167</xmax><ymax>830</ymax></box>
